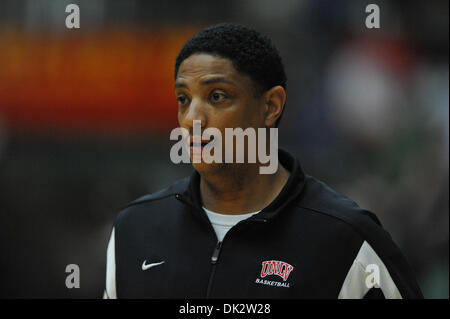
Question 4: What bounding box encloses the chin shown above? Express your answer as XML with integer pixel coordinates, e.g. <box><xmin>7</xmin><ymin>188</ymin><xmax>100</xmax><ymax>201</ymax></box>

<box><xmin>192</xmin><ymin>161</ymin><xmax>227</xmax><ymax>176</ymax></box>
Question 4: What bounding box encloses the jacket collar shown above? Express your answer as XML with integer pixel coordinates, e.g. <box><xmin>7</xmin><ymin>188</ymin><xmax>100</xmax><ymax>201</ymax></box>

<box><xmin>180</xmin><ymin>149</ymin><xmax>306</xmax><ymax>221</ymax></box>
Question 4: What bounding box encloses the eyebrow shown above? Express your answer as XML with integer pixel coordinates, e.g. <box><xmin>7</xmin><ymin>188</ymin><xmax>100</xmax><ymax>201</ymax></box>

<box><xmin>175</xmin><ymin>77</ymin><xmax>236</xmax><ymax>89</ymax></box>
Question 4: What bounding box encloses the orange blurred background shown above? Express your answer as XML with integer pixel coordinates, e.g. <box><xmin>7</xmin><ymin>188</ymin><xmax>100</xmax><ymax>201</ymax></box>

<box><xmin>0</xmin><ymin>28</ymin><xmax>196</xmax><ymax>134</ymax></box>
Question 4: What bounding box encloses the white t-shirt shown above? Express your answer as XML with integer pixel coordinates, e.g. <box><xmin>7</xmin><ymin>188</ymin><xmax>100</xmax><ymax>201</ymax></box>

<box><xmin>203</xmin><ymin>207</ymin><xmax>260</xmax><ymax>242</ymax></box>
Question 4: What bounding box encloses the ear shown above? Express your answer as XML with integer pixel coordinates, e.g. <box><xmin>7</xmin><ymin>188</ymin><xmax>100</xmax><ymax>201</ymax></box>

<box><xmin>263</xmin><ymin>86</ymin><xmax>286</xmax><ymax>127</ymax></box>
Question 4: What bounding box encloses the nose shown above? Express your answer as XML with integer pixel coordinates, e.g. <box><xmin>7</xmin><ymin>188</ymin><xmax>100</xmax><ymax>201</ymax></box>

<box><xmin>179</xmin><ymin>97</ymin><xmax>207</xmax><ymax>134</ymax></box>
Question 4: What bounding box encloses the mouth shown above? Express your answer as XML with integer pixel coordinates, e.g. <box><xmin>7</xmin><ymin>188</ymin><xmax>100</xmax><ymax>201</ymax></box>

<box><xmin>189</xmin><ymin>140</ymin><xmax>211</xmax><ymax>153</ymax></box>
<box><xmin>189</xmin><ymin>141</ymin><xmax>210</xmax><ymax>146</ymax></box>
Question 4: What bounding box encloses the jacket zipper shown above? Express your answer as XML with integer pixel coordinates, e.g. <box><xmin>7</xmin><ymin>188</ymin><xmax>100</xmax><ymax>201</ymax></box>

<box><xmin>175</xmin><ymin>193</ymin><xmax>268</xmax><ymax>298</ymax></box>
<box><xmin>206</xmin><ymin>241</ymin><xmax>222</xmax><ymax>298</ymax></box>
<box><xmin>205</xmin><ymin>215</ymin><xmax>266</xmax><ymax>298</ymax></box>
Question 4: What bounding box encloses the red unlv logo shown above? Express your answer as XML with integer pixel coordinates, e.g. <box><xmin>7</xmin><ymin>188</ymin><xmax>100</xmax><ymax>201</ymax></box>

<box><xmin>260</xmin><ymin>260</ymin><xmax>294</xmax><ymax>281</ymax></box>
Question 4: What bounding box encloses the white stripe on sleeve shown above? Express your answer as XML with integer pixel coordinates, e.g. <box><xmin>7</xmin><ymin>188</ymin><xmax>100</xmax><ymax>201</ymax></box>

<box><xmin>338</xmin><ymin>240</ymin><xmax>402</xmax><ymax>299</ymax></box>
<box><xmin>103</xmin><ymin>228</ymin><xmax>117</xmax><ymax>299</ymax></box>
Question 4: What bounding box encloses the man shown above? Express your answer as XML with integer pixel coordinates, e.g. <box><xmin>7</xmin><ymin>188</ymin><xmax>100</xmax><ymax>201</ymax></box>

<box><xmin>104</xmin><ymin>23</ymin><xmax>423</xmax><ymax>299</ymax></box>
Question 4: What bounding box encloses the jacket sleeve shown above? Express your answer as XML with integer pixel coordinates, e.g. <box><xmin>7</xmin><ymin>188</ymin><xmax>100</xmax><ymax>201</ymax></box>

<box><xmin>327</xmin><ymin>207</ymin><xmax>423</xmax><ymax>299</ymax></box>
<box><xmin>338</xmin><ymin>240</ymin><xmax>402</xmax><ymax>299</ymax></box>
<box><xmin>103</xmin><ymin>228</ymin><xmax>117</xmax><ymax>299</ymax></box>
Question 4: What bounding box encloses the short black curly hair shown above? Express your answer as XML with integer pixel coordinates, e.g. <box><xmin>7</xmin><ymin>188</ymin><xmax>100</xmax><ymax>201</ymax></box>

<box><xmin>174</xmin><ymin>23</ymin><xmax>287</xmax><ymax>127</ymax></box>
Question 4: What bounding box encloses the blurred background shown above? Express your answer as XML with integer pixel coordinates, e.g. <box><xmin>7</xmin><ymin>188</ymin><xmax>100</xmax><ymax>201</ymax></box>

<box><xmin>0</xmin><ymin>0</ymin><xmax>448</xmax><ymax>298</ymax></box>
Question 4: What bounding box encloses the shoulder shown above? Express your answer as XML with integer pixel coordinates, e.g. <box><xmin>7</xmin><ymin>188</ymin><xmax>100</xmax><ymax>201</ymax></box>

<box><xmin>293</xmin><ymin>174</ymin><xmax>394</xmax><ymax>259</ymax></box>
<box><xmin>294</xmin><ymin>175</ymin><xmax>423</xmax><ymax>298</ymax></box>
<box><xmin>114</xmin><ymin>176</ymin><xmax>190</xmax><ymax>228</ymax></box>
<box><xmin>295</xmin><ymin>174</ymin><xmax>382</xmax><ymax>233</ymax></box>
<box><xmin>125</xmin><ymin>176</ymin><xmax>190</xmax><ymax>208</ymax></box>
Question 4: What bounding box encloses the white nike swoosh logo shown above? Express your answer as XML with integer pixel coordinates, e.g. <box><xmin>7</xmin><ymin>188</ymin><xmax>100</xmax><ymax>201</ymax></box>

<box><xmin>142</xmin><ymin>260</ymin><xmax>165</xmax><ymax>271</ymax></box>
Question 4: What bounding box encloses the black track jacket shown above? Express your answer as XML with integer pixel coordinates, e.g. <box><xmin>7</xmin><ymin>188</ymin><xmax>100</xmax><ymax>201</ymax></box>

<box><xmin>104</xmin><ymin>149</ymin><xmax>423</xmax><ymax>299</ymax></box>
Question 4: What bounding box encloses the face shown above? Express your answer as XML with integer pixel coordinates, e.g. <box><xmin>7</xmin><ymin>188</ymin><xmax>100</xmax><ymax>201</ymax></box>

<box><xmin>175</xmin><ymin>53</ymin><xmax>267</xmax><ymax>175</ymax></box>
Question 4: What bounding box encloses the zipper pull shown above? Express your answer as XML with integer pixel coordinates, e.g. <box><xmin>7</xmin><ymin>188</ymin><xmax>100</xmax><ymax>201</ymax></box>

<box><xmin>211</xmin><ymin>241</ymin><xmax>222</xmax><ymax>264</ymax></box>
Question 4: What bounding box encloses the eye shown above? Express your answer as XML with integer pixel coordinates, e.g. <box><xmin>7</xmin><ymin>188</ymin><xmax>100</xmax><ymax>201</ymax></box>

<box><xmin>177</xmin><ymin>94</ymin><xmax>189</xmax><ymax>106</ymax></box>
<box><xmin>210</xmin><ymin>91</ymin><xmax>227</xmax><ymax>103</ymax></box>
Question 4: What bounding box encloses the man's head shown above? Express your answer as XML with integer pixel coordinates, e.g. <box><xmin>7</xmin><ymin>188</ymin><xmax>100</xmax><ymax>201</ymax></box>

<box><xmin>174</xmin><ymin>23</ymin><xmax>287</xmax><ymax>174</ymax></box>
<box><xmin>175</xmin><ymin>23</ymin><xmax>287</xmax><ymax>124</ymax></box>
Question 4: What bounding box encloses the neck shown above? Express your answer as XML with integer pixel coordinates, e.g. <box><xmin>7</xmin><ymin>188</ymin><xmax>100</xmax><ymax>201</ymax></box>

<box><xmin>199</xmin><ymin>161</ymin><xmax>290</xmax><ymax>215</ymax></box>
